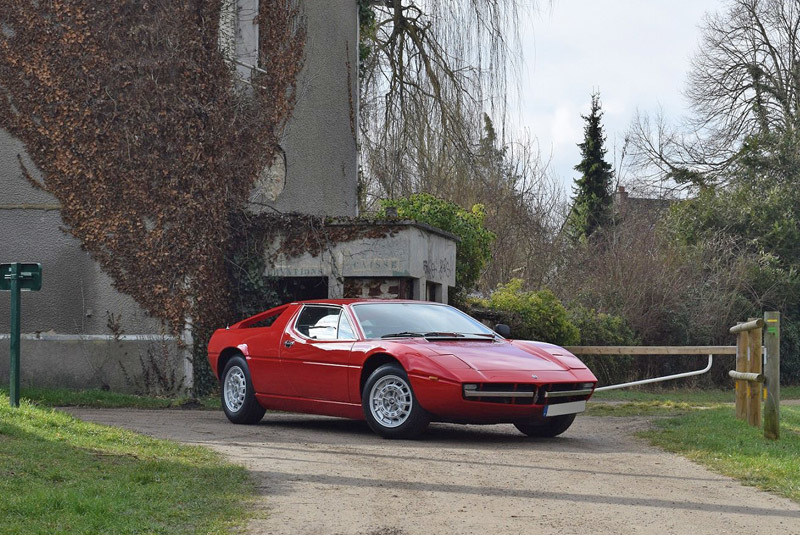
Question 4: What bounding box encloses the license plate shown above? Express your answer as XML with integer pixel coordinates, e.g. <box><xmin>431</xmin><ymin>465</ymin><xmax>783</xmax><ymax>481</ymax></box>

<box><xmin>544</xmin><ymin>400</ymin><xmax>586</xmax><ymax>417</ymax></box>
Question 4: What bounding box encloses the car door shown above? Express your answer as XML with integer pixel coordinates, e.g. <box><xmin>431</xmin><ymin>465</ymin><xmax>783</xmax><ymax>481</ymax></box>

<box><xmin>238</xmin><ymin>306</ymin><xmax>296</xmax><ymax>397</ymax></box>
<box><xmin>279</xmin><ymin>305</ymin><xmax>358</xmax><ymax>403</ymax></box>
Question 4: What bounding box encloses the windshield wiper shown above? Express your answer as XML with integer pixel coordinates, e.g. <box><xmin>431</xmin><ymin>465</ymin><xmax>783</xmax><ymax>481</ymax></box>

<box><xmin>423</xmin><ymin>331</ymin><xmax>465</xmax><ymax>339</ymax></box>
<box><xmin>380</xmin><ymin>331</ymin><xmax>483</xmax><ymax>340</ymax></box>
<box><xmin>381</xmin><ymin>331</ymin><xmax>425</xmax><ymax>338</ymax></box>
<box><xmin>434</xmin><ymin>333</ymin><xmax>501</xmax><ymax>341</ymax></box>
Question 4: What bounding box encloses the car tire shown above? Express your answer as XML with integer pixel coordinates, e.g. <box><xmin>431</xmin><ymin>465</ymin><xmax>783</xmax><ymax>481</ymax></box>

<box><xmin>221</xmin><ymin>355</ymin><xmax>266</xmax><ymax>425</ymax></box>
<box><xmin>514</xmin><ymin>413</ymin><xmax>576</xmax><ymax>438</ymax></box>
<box><xmin>362</xmin><ymin>364</ymin><xmax>429</xmax><ymax>439</ymax></box>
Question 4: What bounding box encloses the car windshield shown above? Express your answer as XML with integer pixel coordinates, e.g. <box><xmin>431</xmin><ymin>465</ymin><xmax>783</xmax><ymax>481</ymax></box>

<box><xmin>351</xmin><ymin>302</ymin><xmax>495</xmax><ymax>339</ymax></box>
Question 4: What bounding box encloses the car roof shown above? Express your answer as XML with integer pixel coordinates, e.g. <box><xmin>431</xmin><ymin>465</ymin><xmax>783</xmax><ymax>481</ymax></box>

<box><xmin>290</xmin><ymin>298</ymin><xmax>445</xmax><ymax>306</ymax></box>
<box><xmin>229</xmin><ymin>299</ymin><xmax>448</xmax><ymax>329</ymax></box>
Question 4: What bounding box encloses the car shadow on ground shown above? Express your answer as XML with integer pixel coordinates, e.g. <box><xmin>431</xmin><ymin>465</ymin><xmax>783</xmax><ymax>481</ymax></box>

<box><xmin>255</xmin><ymin>440</ymin><xmax>723</xmax><ymax>485</ymax></box>
<box><xmin>251</xmin><ymin>465</ymin><xmax>800</xmax><ymax>520</ymax></box>
<box><xmin>250</xmin><ymin>412</ymin><xmax>652</xmax><ymax>454</ymax></box>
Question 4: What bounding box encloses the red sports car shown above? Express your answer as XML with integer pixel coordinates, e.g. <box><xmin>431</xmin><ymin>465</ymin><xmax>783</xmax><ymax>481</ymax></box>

<box><xmin>207</xmin><ymin>299</ymin><xmax>597</xmax><ymax>439</ymax></box>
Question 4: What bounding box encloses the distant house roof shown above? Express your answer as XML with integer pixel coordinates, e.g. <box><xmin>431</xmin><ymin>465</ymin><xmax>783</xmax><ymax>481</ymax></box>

<box><xmin>613</xmin><ymin>186</ymin><xmax>674</xmax><ymax>219</ymax></box>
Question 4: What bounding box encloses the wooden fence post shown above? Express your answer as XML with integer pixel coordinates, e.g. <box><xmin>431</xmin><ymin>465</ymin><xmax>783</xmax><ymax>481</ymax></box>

<box><xmin>747</xmin><ymin>318</ymin><xmax>763</xmax><ymax>428</ymax></box>
<box><xmin>735</xmin><ymin>325</ymin><xmax>747</xmax><ymax>421</ymax></box>
<box><xmin>764</xmin><ymin>311</ymin><xmax>780</xmax><ymax>440</ymax></box>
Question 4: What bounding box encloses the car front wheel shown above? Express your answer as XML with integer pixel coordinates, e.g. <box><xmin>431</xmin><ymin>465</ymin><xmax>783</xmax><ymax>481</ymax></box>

<box><xmin>362</xmin><ymin>364</ymin><xmax>429</xmax><ymax>439</ymax></box>
<box><xmin>514</xmin><ymin>413</ymin><xmax>576</xmax><ymax>438</ymax></box>
<box><xmin>221</xmin><ymin>355</ymin><xmax>266</xmax><ymax>425</ymax></box>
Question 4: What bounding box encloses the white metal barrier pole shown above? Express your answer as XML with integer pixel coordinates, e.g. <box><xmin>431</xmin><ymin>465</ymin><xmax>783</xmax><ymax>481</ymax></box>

<box><xmin>594</xmin><ymin>355</ymin><xmax>713</xmax><ymax>392</ymax></box>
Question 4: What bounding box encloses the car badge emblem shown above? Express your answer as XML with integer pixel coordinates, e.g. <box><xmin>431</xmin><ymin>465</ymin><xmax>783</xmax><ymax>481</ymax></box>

<box><xmin>531</xmin><ymin>374</ymin><xmax>538</xmax><ymax>379</ymax></box>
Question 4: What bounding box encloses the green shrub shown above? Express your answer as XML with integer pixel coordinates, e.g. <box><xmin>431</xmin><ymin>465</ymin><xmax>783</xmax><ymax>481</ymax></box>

<box><xmin>469</xmin><ymin>281</ymin><xmax>643</xmax><ymax>385</ymax></box>
<box><xmin>471</xmin><ymin>279</ymin><xmax>579</xmax><ymax>345</ymax></box>
<box><xmin>568</xmin><ymin>306</ymin><xmax>639</xmax><ymax>385</ymax></box>
<box><xmin>379</xmin><ymin>193</ymin><xmax>495</xmax><ymax>302</ymax></box>
<box><xmin>780</xmin><ymin>318</ymin><xmax>800</xmax><ymax>385</ymax></box>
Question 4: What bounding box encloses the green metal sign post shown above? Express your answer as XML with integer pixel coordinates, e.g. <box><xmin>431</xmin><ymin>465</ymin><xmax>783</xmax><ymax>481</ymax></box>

<box><xmin>1</xmin><ymin>262</ymin><xmax>42</xmax><ymax>407</ymax></box>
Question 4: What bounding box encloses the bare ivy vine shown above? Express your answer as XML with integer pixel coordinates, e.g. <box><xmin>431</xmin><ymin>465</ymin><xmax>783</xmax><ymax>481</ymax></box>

<box><xmin>0</xmin><ymin>1</ymin><xmax>305</xmax><ymax>389</ymax></box>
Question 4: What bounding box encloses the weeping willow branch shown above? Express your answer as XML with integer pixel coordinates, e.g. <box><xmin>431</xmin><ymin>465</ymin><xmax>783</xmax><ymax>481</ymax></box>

<box><xmin>359</xmin><ymin>0</ymin><xmax>526</xmax><ymax>205</ymax></box>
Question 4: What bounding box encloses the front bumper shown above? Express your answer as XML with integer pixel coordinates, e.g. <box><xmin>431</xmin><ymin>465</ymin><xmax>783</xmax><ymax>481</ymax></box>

<box><xmin>409</xmin><ymin>371</ymin><xmax>596</xmax><ymax>424</ymax></box>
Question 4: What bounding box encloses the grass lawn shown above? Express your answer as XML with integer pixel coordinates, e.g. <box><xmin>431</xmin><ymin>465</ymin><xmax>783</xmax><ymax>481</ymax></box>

<box><xmin>592</xmin><ymin>385</ymin><xmax>800</xmax><ymax>403</ymax></box>
<box><xmin>0</xmin><ymin>395</ymin><xmax>252</xmax><ymax>534</ymax></box>
<box><xmin>641</xmin><ymin>405</ymin><xmax>800</xmax><ymax>503</ymax></box>
<box><xmin>586</xmin><ymin>385</ymin><xmax>800</xmax><ymax>417</ymax></box>
<box><xmin>0</xmin><ymin>387</ymin><xmax>221</xmax><ymax>410</ymax></box>
<box><xmin>586</xmin><ymin>386</ymin><xmax>800</xmax><ymax>504</ymax></box>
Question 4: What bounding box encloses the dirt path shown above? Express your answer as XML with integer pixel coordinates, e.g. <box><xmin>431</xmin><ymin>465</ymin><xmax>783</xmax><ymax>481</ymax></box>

<box><xmin>66</xmin><ymin>408</ymin><xmax>800</xmax><ymax>535</ymax></box>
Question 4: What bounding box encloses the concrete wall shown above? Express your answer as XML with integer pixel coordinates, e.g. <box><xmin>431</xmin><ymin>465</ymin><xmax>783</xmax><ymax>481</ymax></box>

<box><xmin>265</xmin><ymin>222</ymin><xmax>458</xmax><ymax>303</ymax></box>
<box><xmin>249</xmin><ymin>0</ymin><xmax>359</xmax><ymax>217</ymax></box>
<box><xmin>0</xmin><ymin>131</ymin><xmax>165</xmax><ymax>336</ymax></box>
<box><xmin>1</xmin><ymin>129</ymin><xmax>183</xmax><ymax>392</ymax></box>
<box><xmin>0</xmin><ymin>334</ymin><xmax>185</xmax><ymax>393</ymax></box>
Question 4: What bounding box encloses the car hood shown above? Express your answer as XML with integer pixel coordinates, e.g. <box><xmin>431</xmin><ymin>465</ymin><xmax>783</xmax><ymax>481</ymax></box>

<box><xmin>424</xmin><ymin>340</ymin><xmax>574</xmax><ymax>372</ymax></box>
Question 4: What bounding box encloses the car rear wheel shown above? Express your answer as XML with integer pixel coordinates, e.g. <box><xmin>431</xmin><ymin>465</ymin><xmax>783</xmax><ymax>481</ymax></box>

<box><xmin>514</xmin><ymin>413</ymin><xmax>576</xmax><ymax>438</ymax></box>
<box><xmin>362</xmin><ymin>364</ymin><xmax>429</xmax><ymax>439</ymax></box>
<box><xmin>221</xmin><ymin>355</ymin><xmax>266</xmax><ymax>425</ymax></box>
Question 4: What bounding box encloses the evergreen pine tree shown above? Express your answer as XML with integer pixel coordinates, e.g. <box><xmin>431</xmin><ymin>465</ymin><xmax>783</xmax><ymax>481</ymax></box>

<box><xmin>568</xmin><ymin>92</ymin><xmax>614</xmax><ymax>239</ymax></box>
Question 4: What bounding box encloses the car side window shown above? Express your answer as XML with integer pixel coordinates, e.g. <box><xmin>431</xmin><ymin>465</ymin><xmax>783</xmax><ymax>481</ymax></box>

<box><xmin>295</xmin><ymin>306</ymin><xmax>356</xmax><ymax>341</ymax></box>
<box><xmin>337</xmin><ymin>314</ymin><xmax>357</xmax><ymax>340</ymax></box>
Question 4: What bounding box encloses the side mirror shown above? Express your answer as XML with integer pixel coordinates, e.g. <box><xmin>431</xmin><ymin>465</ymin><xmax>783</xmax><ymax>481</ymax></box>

<box><xmin>494</xmin><ymin>323</ymin><xmax>511</xmax><ymax>338</ymax></box>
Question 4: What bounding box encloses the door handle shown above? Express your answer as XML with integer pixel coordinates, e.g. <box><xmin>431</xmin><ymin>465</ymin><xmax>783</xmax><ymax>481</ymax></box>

<box><xmin>284</xmin><ymin>340</ymin><xmax>294</xmax><ymax>348</ymax></box>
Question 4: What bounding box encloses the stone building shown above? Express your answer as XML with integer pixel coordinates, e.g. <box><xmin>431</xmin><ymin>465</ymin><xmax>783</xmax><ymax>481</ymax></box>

<box><xmin>0</xmin><ymin>1</ymin><xmax>456</xmax><ymax>393</ymax></box>
<box><xmin>613</xmin><ymin>186</ymin><xmax>674</xmax><ymax>219</ymax></box>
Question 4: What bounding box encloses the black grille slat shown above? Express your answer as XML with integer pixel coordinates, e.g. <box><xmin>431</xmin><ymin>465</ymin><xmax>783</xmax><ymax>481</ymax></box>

<box><xmin>463</xmin><ymin>383</ymin><xmax>536</xmax><ymax>405</ymax></box>
<box><xmin>541</xmin><ymin>383</ymin><xmax>591</xmax><ymax>405</ymax></box>
<box><xmin>463</xmin><ymin>382</ymin><xmax>592</xmax><ymax>405</ymax></box>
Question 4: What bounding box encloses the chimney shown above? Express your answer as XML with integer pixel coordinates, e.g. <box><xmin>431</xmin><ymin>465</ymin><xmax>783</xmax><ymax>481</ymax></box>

<box><xmin>614</xmin><ymin>185</ymin><xmax>628</xmax><ymax>215</ymax></box>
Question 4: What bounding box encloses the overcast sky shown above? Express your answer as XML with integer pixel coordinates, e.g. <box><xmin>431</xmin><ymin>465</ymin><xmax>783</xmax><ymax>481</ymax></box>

<box><xmin>514</xmin><ymin>0</ymin><xmax>727</xmax><ymax>193</ymax></box>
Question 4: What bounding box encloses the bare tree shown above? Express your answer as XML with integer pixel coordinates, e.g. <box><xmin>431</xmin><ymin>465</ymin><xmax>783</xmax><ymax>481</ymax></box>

<box><xmin>554</xmin><ymin>210</ymin><xmax>764</xmax><ymax>341</ymax></box>
<box><xmin>629</xmin><ymin>0</ymin><xmax>800</xmax><ymax>188</ymax></box>
<box><xmin>356</xmin><ymin>1</ymin><xmax>574</xmax><ymax>293</ymax></box>
<box><xmin>358</xmin><ymin>0</ymin><xmax>527</xmax><ymax>205</ymax></box>
<box><xmin>477</xmin><ymin>136</ymin><xmax>567</xmax><ymax>292</ymax></box>
<box><xmin>690</xmin><ymin>0</ymin><xmax>800</xmax><ymax>143</ymax></box>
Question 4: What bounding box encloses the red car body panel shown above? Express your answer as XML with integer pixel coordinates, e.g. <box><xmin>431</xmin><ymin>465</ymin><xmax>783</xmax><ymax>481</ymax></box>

<box><xmin>207</xmin><ymin>299</ymin><xmax>597</xmax><ymax>424</ymax></box>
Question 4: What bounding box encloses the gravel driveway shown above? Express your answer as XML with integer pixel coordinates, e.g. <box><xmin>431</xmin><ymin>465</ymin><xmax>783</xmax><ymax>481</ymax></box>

<box><xmin>66</xmin><ymin>408</ymin><xmax>800</xmax><ymax>535</ymax></box>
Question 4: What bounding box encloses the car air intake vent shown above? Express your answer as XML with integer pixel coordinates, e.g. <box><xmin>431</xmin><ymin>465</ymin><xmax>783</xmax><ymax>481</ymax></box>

<box><xmin>462</xmin><ymin>383</ymin><xmax>537</xmax><ymax>405</ymax></box>
<box><xmin>540</xmin><ymin>383</ymin><xmax>594</xmax><ymax>405</ymax></box>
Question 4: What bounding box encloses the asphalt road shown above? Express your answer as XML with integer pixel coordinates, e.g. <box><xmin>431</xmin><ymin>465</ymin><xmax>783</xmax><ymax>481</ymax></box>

<box><xmin>66</xmin><ymin>408</ymin><xmax>800</xmax><ymax>535</ymax></box>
